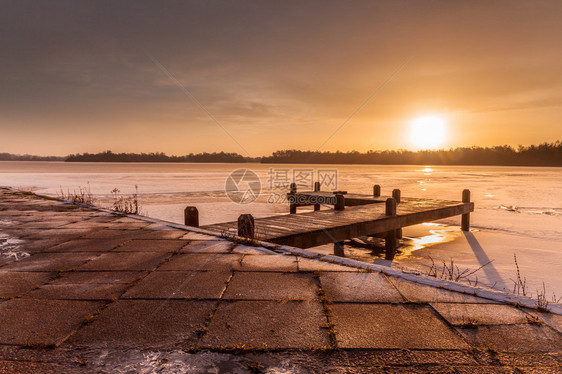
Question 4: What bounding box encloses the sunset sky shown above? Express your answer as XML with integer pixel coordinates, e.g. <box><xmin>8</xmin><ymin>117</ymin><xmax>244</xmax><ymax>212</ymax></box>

<box><xmin>1</xmin><ymin>1</ymin><xmax>561</xmax><ymax>157</ymax></box>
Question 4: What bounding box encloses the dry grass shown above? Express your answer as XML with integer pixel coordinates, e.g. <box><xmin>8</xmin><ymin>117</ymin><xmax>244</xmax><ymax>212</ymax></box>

<box><xmin>111</xmin><ymin>185</ymin><xmax>141</xmax><ymax>214</ymax></box>
<box><xmin>426</xmin><ymin>256</ymin><xmax>491</xmax><ymax>286</ymax></box>
<box><xmin>57</xmin><ymin>182</ymin><xmax>95</xmax><ymax>205</ymax></box>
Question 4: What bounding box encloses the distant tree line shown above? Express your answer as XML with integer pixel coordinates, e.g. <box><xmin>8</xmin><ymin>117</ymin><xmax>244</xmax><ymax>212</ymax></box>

<box><xmin>65</xmin><ymin>150</ymin><xmax>253</xmax><ymax>163</ymax></box>
<box><xmin>2</xmin><ymin>141</ymin><xmax>561</xmax><ymax>165</ymax></box>
<box><xmin>260</xmin><ymin>141</ymin><xmax>562</xmax><ymax>166</ymax></box>
<box><xmin>0</xmin><ymin>153</ymin><xmax>64</xmax><ymax>161</ymax></box>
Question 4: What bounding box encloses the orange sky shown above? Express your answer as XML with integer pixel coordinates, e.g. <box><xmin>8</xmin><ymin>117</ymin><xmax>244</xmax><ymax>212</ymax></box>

<box><xmin>1</xmin><ymin>1</ymin><xmax>561</xmax><ymax>157</ymax></box>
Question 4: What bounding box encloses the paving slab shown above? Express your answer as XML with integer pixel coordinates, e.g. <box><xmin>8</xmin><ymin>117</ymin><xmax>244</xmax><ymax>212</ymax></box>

<box><xmin>297</xmin><ymin>258</ymin><xmax>361</xmax><ymax>272</ymax></box>
<box><xmin>1</xmin><ymin>253</ymin><xmax>98</xmax><ymax>272</ymax></box>
<box><xmin>68</xmin><ymin>300</ymin><xmax>214</xmax><ymax>348</ymax></box>
<box><xmin>157</xmin><ymin>253</ymin><xmax>243</xmax><ymax>271</ymax></box>
<box><xmin>104</xmin><ymin>222</ymin><xmax>151</xmax><ymax>230</ymax></box>
<box><xmin>20</xmin><ymin>228</ymin><xmax>93</xmax><ymax>240</ymax></box>
<box><xmin>0</xmin><ymin>271</ymin><xmax>53</xmax><ymax>297</ymax></box>
<box><xmin>18</xmin><ymin>237</ymin><xmax>79</xmax><ymax>253</ymax></box>
<box><xmin>201</xmin><ymin>300</ymin><xmax>329</xmax><ymax>349</ymax></box>
<box><xmin>43</xmin><ymin>238</ymin><xmax>128</xmax><ymax>252</ymax></box>
<box><xmin>331</xmin><ymin>304</ymin><xmax>470</xmax><ymax>349</ymax></box>
<box><xmin>496</xmin><ymin>352</ymin><xmax>561</xmax><ymax>367</ymax></box>
<box><xmin>0</xmin><ymin>360</ymin><xmax>75</xmax><ymax>373</ymax></box>
<box><xmin>0</xmin><ymin>299</ymin><xmax>102</xmax><ymax>346</ymax></box>
<box><xmin>112</xmin><ymin>239</ymin><xmax>188</xmax><ymax>252</ymax></box>
<box><xmin>179</xmin><ymin>240</ymin><xmax>234</xmax><ymax>254</ymax></box>
<box><xmin>430</xmin><ymin>303</ymin><xmax>530</xmax><ymax>326</ymax></box>
<box><xmin>230</xmin><ymin>244</ymin><xmax>271</xmax><ymax>255</ymax></box>
<box><xmin>122</xmin><ymin>271</ymin><xmax>230</xmax><ymax>299</ymax></box>
<box><xmin>26</xmin><ymin>282</ymin><xmax>129</xmax><ymax>300</ymax></box>
<box><xmin>457</xmin><ymin>324</ymin><xmax>562</xmax><ymax>352</ymax></box>
<box><xmin>49</xmin><ymin>271</ymin><xmax>147</xmax><ymax>285</ymax></box>
<box><xmin>240</xmin><ymin>254</ymin><xmax>298</xmax><ymax>272</ymax></box>
<box><xmin>528</xmin><ymin>310</ymin><xmax>562</xmax><ymax>334</ymax></box>
<box><xmin>411</xmin><ymin>350</ymin><xmax>478</xmax><ymax>365</ymax></box>
<box><xmin>320</xmin><ymin>272</ymin><xmax>405</xmax><ymax>303</ymax></box>
<box><xmin>181</xmin><ymin>232</ymin><xmax>222</xmax><ymax>241</ymax></box>
<box><xmin>56</xmin><ymin>221</ymin><xmax>112</xmax><ymax>230</ymax></box>
<box><xmin>16</xmin><ymin>220</ymin><xmax>79</xmax><ymax>229</ymax></box>
<box><xmin>223</xmin><ymin>272</ymin><xmax>318</xmax><ymax>300</ymax></box>
<box><xmin>80</xmin><ymin>230</ymin><xmax>144</xmax><ymax>240</ymax></box>
<box><xmin>132</xmin><ymin>230</ymin><xmax>187</xmax><ymax>239</ymax></box>
<box><xmin>387</xmin><ymin>276</ymin><xmax>496</xmax><ymax>303</ymax></box>
<box><xmin>77</xmin><ymin>252</ymin><xmax>171</xmax><ymax>271</ymax></box>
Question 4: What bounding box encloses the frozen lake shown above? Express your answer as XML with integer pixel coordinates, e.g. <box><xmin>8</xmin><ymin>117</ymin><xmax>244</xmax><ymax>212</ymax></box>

<box><xmin>1</xmin><ymin>161</ymin><xmax>561</xmax><ymax>302</ymax></box>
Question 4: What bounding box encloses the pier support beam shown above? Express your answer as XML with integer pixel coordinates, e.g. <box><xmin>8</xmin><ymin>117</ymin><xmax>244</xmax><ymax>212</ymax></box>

<box><xmin>334</xmin><ymin>194</ymin><xmax>345</xmax><ymax>211</ymax></box>
<box><xmin>289</xmin><ymin>183</ymin><xmax>297</xmax><ymax>214</ymax></box>
<box><xmin>373</xmin><ymin>184</ymin><xmax>381</xmax><ymax>197</ymax></box>
<box><xmin>314</xmin><ymin>182</ymin><xmax>321</xmax><ymax>211</ymax></box>
<box><xmin>334</xmin><ymin>241</ymin><xmax>345</xmax><ymax>257</ymax></box>
<box><xmin>238</xmin><ymin>214</ymin><xmax>255</xmax><ymax>239</ymax></box>
<box><xmin>392</xmin><ymin>189</ymin><xmax>401</xmax><ymax>204</ymax></box>
<box><xmin>461</xmin><ymin>189</ymin><xmax>471</xmax><ymax>231</ymax></box>
<box><xmin>184</xmin><ymin>206</ymin><xmax>199</xmax><ymax>227</ymax></box>
<box><xmin>385</xmin><ymin>198</ymin><xmax>397</xmax><ymax>261</ymax></box>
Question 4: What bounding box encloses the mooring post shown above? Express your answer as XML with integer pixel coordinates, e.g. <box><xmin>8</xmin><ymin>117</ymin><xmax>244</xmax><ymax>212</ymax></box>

<box><xmin>314</xmin><ymin>181</ymin><xmax>321</xmax><ymax>211</ymax></box>
<box><xmin>289</xmin><ymin>183</ymin><xmax>297</xmax><ymax>214</ymax></box>
<box><xmin>238</xmin><ymin>214</ymin><xmax>255</xmax><ymax>239</ymax></box>
<box><xmin>461</xmin><ymin>189</ymin><xmax>471</xmax><ymax>231</ymax></box>
<box><xmin>385</xmin><ymin>198</ymin><xmax>397</xmax><ymax>260</ymax></box>
<box><xmin>334</xmin><ymin>241</ymin><xmax>345</xmax><ymax>257</ymax></box>
<box><xmin>392</xmin><ymin>189</ymin><xmax>401</xmax><ymax>204</ymax></box>
<box><xmin>184</xmin><ymin>206</ymin><xmax>199</xmax><ymax>227</ymax></box>
<box><xmin>335</xmin><ymin>193</ymin><xmax>345</xmax><ymax>211</ymax></box>
<box><xmin>373</xmin><ymin>184</ymin><xmax>381</xmax><ymax>197</ymax></box>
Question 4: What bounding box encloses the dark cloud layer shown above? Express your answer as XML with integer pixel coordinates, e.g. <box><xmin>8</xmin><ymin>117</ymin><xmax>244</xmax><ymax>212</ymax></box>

<box><xmin>1</xmin><ymin>0</ymin><xmax>561</xmax><ymax>155</ymax></box>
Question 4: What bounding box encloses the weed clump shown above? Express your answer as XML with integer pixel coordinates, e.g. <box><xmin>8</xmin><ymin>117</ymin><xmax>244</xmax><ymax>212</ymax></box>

<box><xmin>111</xmin><ymin>185</ymin><xmax>140</xmax><ymax>214</ymax></box>
<box><xmin>57</xmin><ymin>182</ymin><xmax>95</xmax><ymax>205</ymax></box>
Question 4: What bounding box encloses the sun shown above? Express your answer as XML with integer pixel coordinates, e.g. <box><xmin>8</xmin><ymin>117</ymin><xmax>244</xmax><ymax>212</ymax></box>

<box><xmin>409</xmin><ymin>115</ymin><xmax>447</xmax><ymax>150</ymax></box>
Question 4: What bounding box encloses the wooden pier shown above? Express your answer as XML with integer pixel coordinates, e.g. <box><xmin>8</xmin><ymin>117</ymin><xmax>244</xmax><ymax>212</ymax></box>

<box><xmin>188</xmin><ymin>185</ymin><xmax>473</xmax><ymax>260</ymax></box>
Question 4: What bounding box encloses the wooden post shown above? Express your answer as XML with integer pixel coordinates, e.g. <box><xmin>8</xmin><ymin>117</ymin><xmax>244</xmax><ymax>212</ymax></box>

<box><xmin>373</xmin><ymin>184</ymin><xmax>381</xmax><ymax>197</ymax></box>
<box><xmin>290</xmin><ymin>183</ymin><xmax>297</xmax><ymax>194</ymax></box>
<box><xmin>289</xmin><ymin>183</ymin><xmax>297</xmax><ymax>214</ymax></box>
<box><xmin>461</xmin><ymin>189</ymin><xmax>470</xmax><ymax>231</ymax></box>
<box><xmin>392</xmin><ymin>189</ymin><xmax>401</xmax><ymax>204</ymax></box>
<box><xmin>334</xmin><ymin>193</ymin><xmax>345</xmax><ymax>211</ymax></box>
<box><xmin>385</xmin><ymin>198</ymin><xmax>397</xmax><ymax>260</ymax></box>
<box><xmin>238</xmin><ymin>214</ymin><xmax>255</xmax><ymax>238</ymax></box>
<box><xmin>184</xmin><ymin>206</ymin><xmax>199</xmax><ymax>227</ymax></box>
<box><xmin>334</xmin><ymin>241</ymin><xmax>345</xmax><ymax>257</ymax></box>
<box><xmin>314</xmin><ymin>181</ymin><xmax>321</xmax><ymax>211</ymax></box>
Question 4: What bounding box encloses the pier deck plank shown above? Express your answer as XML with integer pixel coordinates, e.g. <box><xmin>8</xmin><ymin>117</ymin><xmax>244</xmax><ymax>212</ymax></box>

<box><xmin>201</xmin><ymin>193</ymin><xmax>474</xmax><ymax>249</ymax></box>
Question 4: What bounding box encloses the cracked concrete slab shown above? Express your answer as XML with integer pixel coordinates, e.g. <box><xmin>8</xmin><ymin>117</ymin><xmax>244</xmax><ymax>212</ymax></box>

<box><xmin>431</xmin><ymin>303</ymin><xmax>530</xmax><ymax>326</ymax></box>
<box><xmin>0</xmin><ymin>299</ymin><xmax>102</xmax><ymax>346</ymax></box>
<box><xmin>201</xmin><ymin>300</ymin><xmax>330</xmax><ymax>349</ymax></box>
<box><xmin>77</xmin><ymin>252</ymin><xmax>171</xmax><ymax>271</ymax></box>
<box><xmin>331</xmin><ymin>304</ymin><xmax>470</xmax><ymax>349</ymax></box>
<box><xmin>179</xmin><ymin>240</ymin><xmax>234</xmax><ymax>254</ymax></box>
<box><xmin>456</xmin><ymin>324</ymin><xmax>562</xmax><ymax>352</ymax></box>
<box><xmin>320</xmin><ymin>272</ymin><xmax>405</xmax><ymax>303</ymax></box>
<box><xmin>122</xmin><ymin>270</ymin><xmax>231</xmax><ymax>299</ymax></box>
<box><xmin>68</xmin><ymin>300</ymin><xmax>214</xmax><ymax>348</ymax></box>
<box><xmin>223</xmin><ymin>271</ymin><xmax>318</xmax><ymax>300</ymax></box>
<box><xmin>157</xmin><ymin>253</ymin><xmax>243</xmax><ymax>271</ymax></box>
<box><xmin>112</xmin><ymin>239</ymin><xmax>188</xmax><ymax>252</ymax></box>
<box><xmin>240</xmin><ymin>254</ymin><xmax>298</xmax><ymax>272</ymax></box>
<box><xmin>0</xmin><ymin>271</ymin><xmax>53</xmax><ymax>297</ymax></box>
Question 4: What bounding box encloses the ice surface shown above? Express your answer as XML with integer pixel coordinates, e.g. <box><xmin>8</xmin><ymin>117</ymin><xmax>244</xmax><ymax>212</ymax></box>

<box><xmin>1</xmin><ymin>161</ymin><xmax>560</xmax><ymax>300</ymax></box>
